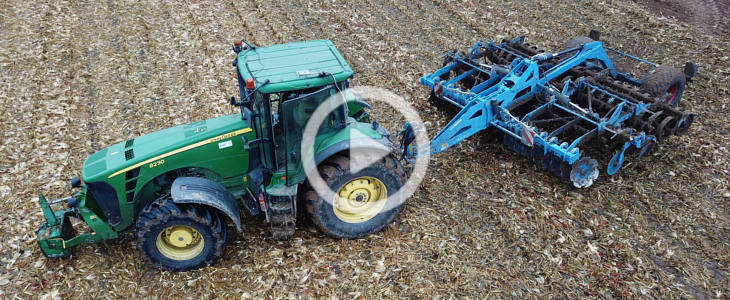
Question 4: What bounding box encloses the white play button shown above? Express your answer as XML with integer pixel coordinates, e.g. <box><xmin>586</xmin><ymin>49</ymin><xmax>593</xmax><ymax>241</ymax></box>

<box><xmin>348</xmin><ymin>133</ymin><xmax>392</xmax><ymax>174</ymax></box>
<box><xmin>301</xmin><ymin>86</ymin><xmax>430</xmax><ymax>214</ymax></box>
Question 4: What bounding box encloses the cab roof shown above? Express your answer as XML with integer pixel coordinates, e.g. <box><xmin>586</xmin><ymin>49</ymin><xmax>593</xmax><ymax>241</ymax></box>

<box><xmin>238</xmin><ymin>39</ymin><xmax>354</xmax><ymax>94</ymax></box>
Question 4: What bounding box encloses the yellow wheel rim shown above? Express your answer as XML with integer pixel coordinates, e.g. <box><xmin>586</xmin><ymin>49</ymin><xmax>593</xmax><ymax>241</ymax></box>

<box><xmin>333</xmin><ymin>176</ymin><xmax>388</xmax><ymax>223</ymax></box>
<box><xmin>156</xmin><ymin>225</ymin><xmax>205</xmax><ymax>261</ymax></box>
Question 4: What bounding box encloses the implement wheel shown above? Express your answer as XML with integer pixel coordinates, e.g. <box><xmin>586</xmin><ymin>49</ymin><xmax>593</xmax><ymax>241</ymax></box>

<box><xmin>570</xmin><ymin>157</ymin><xmax>599</xmax><ymax>188</ymax></box>
<box><xmin>641</xmin><ymin>66</ymin><xmax>686</xmax><ymax>107</ymax></box>
<box><xmin>304</xmin><ymin>154</ymin><xmax>405</xmax><ymax>239</ymax></box>
<box><xmin>563</xmin><ymin>36</ymin><xmax>594</xmax><ymax>50</ymax></box>
<box><xmin>136</xmin><ymin>195</ymin><xmax>226</xmax><ymax>271</ymax></box>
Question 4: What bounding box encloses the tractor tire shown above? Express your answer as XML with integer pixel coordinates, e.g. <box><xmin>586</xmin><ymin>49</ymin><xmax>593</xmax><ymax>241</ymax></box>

<box><xmin>563</xmin><ymin>36</ymin><xmax>594</xmax><ymax>50</ymax></box>
<box><xmin>640</xmin><ymin>66</ymin><xmax>686</xmax><ymax>107</ymax></box>
<box><xmin>304</xmin><ymin>153</ymin><xmax>406</xmax><ymax>239</ymax></box>
<box><xmin>135</xmin><ymin>195</ymin><xmax>226</xmax><ymax>271</ymax></box>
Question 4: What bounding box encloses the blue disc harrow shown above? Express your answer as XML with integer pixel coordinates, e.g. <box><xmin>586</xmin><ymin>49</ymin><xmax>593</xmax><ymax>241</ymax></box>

<box><xmin>401</xmin><ymin>32</ymin><xmax>696</xmax><ymax>188</ymax></box>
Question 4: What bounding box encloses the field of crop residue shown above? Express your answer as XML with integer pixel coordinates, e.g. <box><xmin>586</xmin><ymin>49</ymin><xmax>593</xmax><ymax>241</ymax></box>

<box><xmin>0</xmin><ymin>0</ymin><xmax>728</xmax><ymax>298</ymax></box>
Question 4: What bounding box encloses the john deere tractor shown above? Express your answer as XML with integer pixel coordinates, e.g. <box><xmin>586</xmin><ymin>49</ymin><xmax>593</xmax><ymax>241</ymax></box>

<box><xmin>36</xmin><ymin>39</ymin><xmax>406</xmax><ymax>271</ymax></box>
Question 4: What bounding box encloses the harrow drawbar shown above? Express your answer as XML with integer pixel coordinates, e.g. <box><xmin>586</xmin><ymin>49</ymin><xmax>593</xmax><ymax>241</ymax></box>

<box><xmin>402</xmin><ymin>33</ymin><xmax>697</xmax><ymax>188</ymax></box>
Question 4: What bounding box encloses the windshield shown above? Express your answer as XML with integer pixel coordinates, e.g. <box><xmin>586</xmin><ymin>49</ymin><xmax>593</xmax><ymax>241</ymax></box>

<box><xmin>276</xmin><ymin>85</ymin><xmax>339</xmax><ymax>173</ymax></box>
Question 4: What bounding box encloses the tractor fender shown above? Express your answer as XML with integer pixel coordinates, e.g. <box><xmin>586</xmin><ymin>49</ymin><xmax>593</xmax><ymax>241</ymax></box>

<box><xmin>170</xmin><ymin>177</ymin><xmax>242</xmax><ymax>232</ymax></box>
<box><xmin>313</xmin><ymin>131</ymin><xmax>395</xmax><ymax>168</ymax></box>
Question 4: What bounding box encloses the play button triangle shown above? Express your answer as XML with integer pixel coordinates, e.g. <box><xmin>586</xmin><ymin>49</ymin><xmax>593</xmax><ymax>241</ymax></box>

<box><xmin>347</xmin><ymin>127</ymin><xmax>392</xmax><ymax>174</ymax></box>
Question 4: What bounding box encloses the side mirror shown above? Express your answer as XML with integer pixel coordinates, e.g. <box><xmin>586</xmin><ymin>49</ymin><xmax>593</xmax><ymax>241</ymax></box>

<box><xmin>242</xmin><ymin>106</ymin><xmax>252</xmax><ymax>125</ymax></box>
<box><xmin>70</xmin><ymin>177</ymin><xmax>82</xmax><ymax>188</ymax></box>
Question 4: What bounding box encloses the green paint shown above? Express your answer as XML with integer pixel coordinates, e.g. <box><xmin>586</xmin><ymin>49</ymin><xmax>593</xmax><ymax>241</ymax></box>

<box><xmin>36</xmin><ymin>188</ymin><xmax>117</xmax><ymax>258</ymax></box>
<box><xmin>238</xmin><ymin>40</ymin><xmax>354</xmax><ymax>94</ymax></box>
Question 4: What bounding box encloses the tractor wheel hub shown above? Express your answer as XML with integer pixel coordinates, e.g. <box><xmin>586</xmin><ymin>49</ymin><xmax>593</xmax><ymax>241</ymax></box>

<box><xmin>156</xmin><ymin>225</ymin><xmax>204</xmax><ymax>261</ymax></box>
<box><xmin>333</xmin><ymin>176</ymin><xmax>388</xmax><ymax>223</ymax></box>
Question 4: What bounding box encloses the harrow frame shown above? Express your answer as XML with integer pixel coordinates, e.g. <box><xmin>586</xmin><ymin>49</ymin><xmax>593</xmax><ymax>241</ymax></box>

<box><xmin>403</xmin><ymin>34</ymin><xmax>695</xmax><ymax>188</ymax></box>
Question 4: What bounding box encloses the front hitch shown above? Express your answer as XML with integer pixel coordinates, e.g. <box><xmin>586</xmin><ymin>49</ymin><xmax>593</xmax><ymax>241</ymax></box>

<box><xmin>36</xmin><ymin>194</ymin><xmax>77</xmax><ymax>258</ymax></box>
<box><xmin>36</xmin><ymin>188</ymin><xmax>117</xmax><ymax>258</ymax></box>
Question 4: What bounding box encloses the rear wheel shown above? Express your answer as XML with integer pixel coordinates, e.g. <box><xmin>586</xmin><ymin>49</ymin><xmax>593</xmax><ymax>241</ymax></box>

<box><xmin>136</xmin><ymin>195</ymin><xmax>226</xmax><ymax>271</ymax></box>
<box><xmin>640</xmin><ymin>66</ymin><xmax>686</xmax><ymax>107</ymax></box>
<box><xmin>304</xmin><ymin>153</ymin><xmax>406</xmax><ymax>238</ymax></box>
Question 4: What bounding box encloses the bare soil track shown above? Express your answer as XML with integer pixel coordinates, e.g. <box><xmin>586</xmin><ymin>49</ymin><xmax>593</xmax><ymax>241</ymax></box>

<box><xmin>0</xmin><ymin>0</ymin><xmax>728</xmax><ymax>299</ymax></box>
<box><xmin>638</xmin><ymin>0</ymin><xmax>730</xmax><ymax>35</ymax></box>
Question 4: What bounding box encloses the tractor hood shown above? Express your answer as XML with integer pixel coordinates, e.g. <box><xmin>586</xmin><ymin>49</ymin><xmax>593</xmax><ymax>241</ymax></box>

<box><xmin>81</xmin><ymin>114</ymin><xmax>251</xmax><ymax>183</ymax></box>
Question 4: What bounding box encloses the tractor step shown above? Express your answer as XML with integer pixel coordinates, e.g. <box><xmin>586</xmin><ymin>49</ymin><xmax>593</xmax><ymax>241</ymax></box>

<box><xmin>268</xmin><ymin>196</ymin><xmax>296</xmax><ymax>240</ymax></box>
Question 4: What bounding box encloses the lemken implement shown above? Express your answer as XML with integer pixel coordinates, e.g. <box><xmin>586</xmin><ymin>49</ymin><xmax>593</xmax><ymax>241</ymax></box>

<box><xmin>36</xmin><ymin>40</ymin><xmax>406</xmax><ymax>271</ymax></box>
<box><xmin>401</xmin><ymin>31</ymin><xmax>696</xmax><ymax>188</ymax></box>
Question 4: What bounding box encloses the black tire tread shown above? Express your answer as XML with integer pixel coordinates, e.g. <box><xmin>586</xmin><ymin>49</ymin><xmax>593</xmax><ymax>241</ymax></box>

<box><xmin>640</xmin><ymin>66</ymin><xmax>686</xmax><ymax>107</ymax></box>
<box><xmin>303</xmin><ymin>153</ymin><xmax>404</xmax><ymax>239</ymax></box>
<box><xmin>135</xmin><ymin>195</ymin><xmax>225</xmax><ymax>271</ymax></box>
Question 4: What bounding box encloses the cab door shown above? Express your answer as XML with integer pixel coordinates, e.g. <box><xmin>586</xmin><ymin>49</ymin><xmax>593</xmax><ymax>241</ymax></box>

<box><xmin>278</xmin><ymin>85</ymin><xmax>342</xmax><ymax>182</ymax></box>
<box><xmin>245</xmin><ymin>91</ymin><xmax>276</xmax><ymax>196</ymax></box>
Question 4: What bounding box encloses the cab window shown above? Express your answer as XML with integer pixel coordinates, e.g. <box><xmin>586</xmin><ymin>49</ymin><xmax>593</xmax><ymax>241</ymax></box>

<box><xmin>273</xmin><ymin>85</ymin><xmax>340</xmax><ymax>172</ymax></box>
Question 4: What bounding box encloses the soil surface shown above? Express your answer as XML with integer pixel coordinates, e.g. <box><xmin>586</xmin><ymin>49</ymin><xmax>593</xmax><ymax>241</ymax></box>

<box><xmin>638</xmin><ymin>0</ymin><xmax>730</xmax><ymax>35</ymax></box>
<box><xmin>0</xmin><ymin>0</ymin><xmax>728</xmax><ymax>299</ymax></box>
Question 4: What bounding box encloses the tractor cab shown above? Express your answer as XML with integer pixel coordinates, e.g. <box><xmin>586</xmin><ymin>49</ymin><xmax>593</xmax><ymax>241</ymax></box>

<box><xmin>230</xmin><ymin>39</ymin><xmax>356</xmax><ymax>189</ymax></box>
<box><xmin>248</xmin><ymin>82</ymin><xmax>347</xmax><ymax>178</ymax></box>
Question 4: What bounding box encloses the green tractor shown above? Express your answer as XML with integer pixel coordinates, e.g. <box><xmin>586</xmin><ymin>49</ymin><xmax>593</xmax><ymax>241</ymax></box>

<box><xmin>36</xmin><ymin>39</ymin><xmax>407</xmax><ymax>271</ymax></box>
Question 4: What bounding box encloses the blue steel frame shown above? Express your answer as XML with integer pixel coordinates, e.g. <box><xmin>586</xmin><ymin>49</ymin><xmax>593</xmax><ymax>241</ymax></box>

<box><xmin>407</xmin><ymin>39</ymin><xmax>667</xmax><ymax>178</ymax></box>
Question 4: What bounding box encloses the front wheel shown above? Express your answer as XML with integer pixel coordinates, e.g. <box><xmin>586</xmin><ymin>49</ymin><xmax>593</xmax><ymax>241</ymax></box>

<box><xmin>304</xmin><ymin>153</ymin><xmax>406</xmax><ymax>239</ymax></box>
<box><xmin>136</xmin><ymin>195</ymin><xmax>226</xmax><ymax>271</ymax></box>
